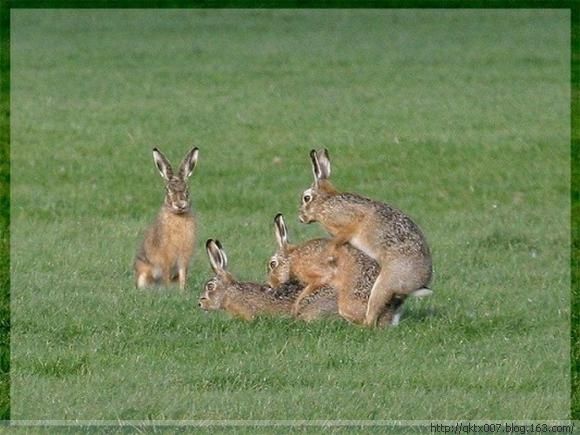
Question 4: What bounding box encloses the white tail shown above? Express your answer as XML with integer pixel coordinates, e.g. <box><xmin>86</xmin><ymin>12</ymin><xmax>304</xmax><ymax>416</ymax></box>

<box><xmin>409</xmin><ymin>288</ymin><xmax>433</xmax><ymax>298</ymax></box>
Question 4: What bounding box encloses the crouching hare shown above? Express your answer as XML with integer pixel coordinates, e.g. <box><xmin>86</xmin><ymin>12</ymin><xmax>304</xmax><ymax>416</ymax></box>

<box><xmin>299</xmin><ymin>149</ymin><xmax>433</xmax><ymax>327</ymax></box>
<box><xmin>134</xmin><ymin>146</ymin><xmax>198</xmax><ymax>290</ymax></box>
<box><xmin>199</xmin><ymin>239</ymin><xmax>337</xmax><ymax>321</ymax></box>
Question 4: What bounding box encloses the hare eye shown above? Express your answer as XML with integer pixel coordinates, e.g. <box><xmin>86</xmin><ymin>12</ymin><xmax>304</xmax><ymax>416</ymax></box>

<box><xmin>269</xmin><ymin>260</ymin><xmax>277</xmax><ymax>270</ymax></box>
<box><xmin>303</xmin><ymin>194</ymin><xmax>312</xmax><ymax>203</ymax></box>
<box><xmin>206</xmin><ymin>282</ymin><xmax>215</xmax><ymax>291</ymax></box>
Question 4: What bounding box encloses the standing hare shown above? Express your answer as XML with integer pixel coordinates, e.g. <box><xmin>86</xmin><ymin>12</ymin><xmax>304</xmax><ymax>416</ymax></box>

<box><xmin>268</xmin><ymin>213</ymin><xmax>427</xmax><ymax>326</ymax></box>
<box><xmin>298</xmin><ymin>149</ymin><xmax>433</xmax><ymax>327</ymax></box>
<box><xmin>199</xmin><ymin>240</ymin><xmax>337</xmax><ymax>321</ymax></box>
<box><xmin>134</xmin><ymin>146</ymin><xmax>198</xmax><ymax>290</ymax></box>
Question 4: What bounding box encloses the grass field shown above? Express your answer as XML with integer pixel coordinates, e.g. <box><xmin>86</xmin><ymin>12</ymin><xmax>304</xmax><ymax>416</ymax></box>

<box><xmin>9</xmin><ymin>10</ymin><xmax>570</xmax><ymax>421</ymax></box>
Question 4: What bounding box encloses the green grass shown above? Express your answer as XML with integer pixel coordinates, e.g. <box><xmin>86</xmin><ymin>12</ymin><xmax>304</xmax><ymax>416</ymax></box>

<box><xmin>10</xmin><ymin>10</ymin><xmax>570</xmax><ymax>421</ymax></box>
<box><xmin>0</xmin><ymin>0</ymin><xmax>10</xmax><ymax>422</ymax></box>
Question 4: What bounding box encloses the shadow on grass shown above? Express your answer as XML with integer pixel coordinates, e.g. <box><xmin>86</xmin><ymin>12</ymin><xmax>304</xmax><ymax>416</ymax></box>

<box><xmin>401</xmin><ymin>305</ymin><xmax>439</xmax><ymax>324</ymax></box>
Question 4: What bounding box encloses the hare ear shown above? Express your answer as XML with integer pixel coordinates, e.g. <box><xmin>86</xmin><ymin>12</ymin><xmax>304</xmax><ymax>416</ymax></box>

<box><xmin>178</xmin><ymin>147</ymin><xmax>199</xmax><ymax>179</ymax></box>
<box><xmin>310</xmin><ymin>149</ymin><xmax>322</xmax><ymax>184</ymax></box>
<box><xmin>274</xmin><ymin>213</ymin><xmax>288</xmax><ymax>249</ymax></box>
<box><xmin>153</xmin><ymin>148</ymin><xmax>174</xmax><ymax>180</ymax></box>
<box><xmin>206</xmin><ymin>239</ymin><xmax>225</xmax><ymax>274</ymax></box>
<box><xmin>316</xmin><ymin>149</ymin><xmax>331</xmax><ymax>179</ymax></box>
<box><xmin>214</xmin><ymin>240</ymin><xmax>228</xmax><ymax>270</ymax></box>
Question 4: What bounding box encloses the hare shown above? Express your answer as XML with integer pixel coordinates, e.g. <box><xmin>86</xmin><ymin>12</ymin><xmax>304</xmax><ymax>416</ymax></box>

<box><xmin>298</xmin><ymin>149</ymin><xmax>433</xmax><ymax>327</ymax></box>
<box><xmin>134</xmin><ymin>146</ymin><xmax>198</xmax><ymax>290</ymax></box>
<box><xmin>267</xmin><ymin>213</ymin><xmax>338</xmax><ymax>317</ymax></box>
<box><xmin>199</xmin><ymin>239</ymin><xmax>337</xmax><ymax>321</ymax></box>
<box><xmin>268</xmin><ymin>213</ymin><xmax>425</xmax><ymax>326</ymax></box>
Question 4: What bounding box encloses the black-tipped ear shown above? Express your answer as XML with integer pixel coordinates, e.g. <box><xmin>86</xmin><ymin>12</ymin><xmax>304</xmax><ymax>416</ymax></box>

<box><xmin>215</xmin><ymin>240</ymin><xmax>228</xmax><ymax>270</ymax></box>
<box><xmin>310</xmin><ymin>149</ymin><xmax>322</xmax><ymax>183</ymax></box>
<box><xmin>153</xmin><ymin>148</ymin><xmax>174</xmax><ymax>180</ymax></box>
<box><xmin>274</xmin><ymin>213</ymin><xmax>288</xmax><ymax>249</ymax></box>
<box><xmin>206</xmin><ymin>239</ymin><xmax>223</xmax><ymax>274</ymax></box>
<box><xmin>179</xmin><ymin>146</ymin><xmax>199</xmax><ymax>179</ymax></box>
<box><xmin>316</xmin><ymin>149</ymin><xmax>331</xmax><ymax>179</ymax></box>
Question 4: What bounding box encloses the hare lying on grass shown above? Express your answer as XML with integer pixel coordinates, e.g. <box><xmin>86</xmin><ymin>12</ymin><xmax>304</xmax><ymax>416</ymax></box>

<box><xmin>199</xmin><ymin>239</ymin><xmax>337</xmax><ymax>321</ymax></box>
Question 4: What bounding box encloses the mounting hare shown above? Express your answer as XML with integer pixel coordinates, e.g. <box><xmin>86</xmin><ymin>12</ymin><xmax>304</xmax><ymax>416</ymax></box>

<box><xmin>199</xmin><ymin>239</ymin><xmax>337</xmax><ymax>321</ymax></box>
<box><xmin>298</xmin><ymin>149</ymin><xmax>433</xmax><ymax>327</ymax></box>
<box><xmin>134</xmin><ymin>146</ymin><xmax>198</xmax><ymax>290</ymax></box>
<box><xmin>268</xmin><ymin>213</ymin><xmax>425</xmax><ymax>327</ymax></box>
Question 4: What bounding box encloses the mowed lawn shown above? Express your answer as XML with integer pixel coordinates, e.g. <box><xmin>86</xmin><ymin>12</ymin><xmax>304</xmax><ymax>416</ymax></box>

<box><xmin>10</xmin><ymin>10</ymin><xmax>570</xmax><ymax>420</ymax></box>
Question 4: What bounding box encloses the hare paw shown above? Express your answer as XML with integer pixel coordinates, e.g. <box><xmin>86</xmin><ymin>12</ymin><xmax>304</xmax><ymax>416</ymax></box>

<box><xmin>292</xmin><ymin>299</ymin><xmax>303</xmax><ymax>316</ymax></box>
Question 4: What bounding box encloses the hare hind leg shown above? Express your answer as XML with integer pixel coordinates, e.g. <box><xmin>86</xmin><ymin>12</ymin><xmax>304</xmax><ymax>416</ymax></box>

<box><xmin>390</xmin><ymin>302</ymin><xmax>405</xmax><ymax>326</ymax></box>
<box><xmin>336</xmin><ymin>291</ymin><xmax>367</xmax><ymax>325</ymax></box>
<box><xmin>364</xmin><ymin>269</ymin><xmax>409</xmax><ymax>327</ymax></box>
<box><xmin>135</xmin><ymin>259</ymin><xmax>155</xmax><ymax>289</ymax></box>
<box><xmin>377</xmin><ymin>295</ymin><xmax>407</xmax><ymax>327</ymax></box>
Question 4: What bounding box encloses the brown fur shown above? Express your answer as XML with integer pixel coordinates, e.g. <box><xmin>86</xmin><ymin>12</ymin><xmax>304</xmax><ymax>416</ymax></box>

<box><xmin>134</xmin><ymin>209</ymin><xmax>196</xmax><ymax>288</ymax></box>
<box><xmin>134</xmin><ymin>147</ymin><xmax>198</xmax><ymax>290</ymax></box>
<box><xmin>199</xmin><ymin>240</ymin><xmax>337</xmax><ymax>321</ymax></box>
<box><xmin>298</xmin><ymin>149</ymin><xmax>433</xmax><ymax>327</ymax></box>
<box><xmin>268</xmin><ymin>214</ymin><xmax>401</xmax><ymax>326</ymax></box>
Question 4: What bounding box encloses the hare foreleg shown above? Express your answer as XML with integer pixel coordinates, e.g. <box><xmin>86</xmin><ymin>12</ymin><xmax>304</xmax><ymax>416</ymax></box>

<box><xmin>292</xmin><ymin>283</ymin><xmax>321</xmax><ymax>316</ymax></box>
<box><xmin>328</xmin><ymin>222</ymin><xmax>359</xmax><ymax>253</ymax></box>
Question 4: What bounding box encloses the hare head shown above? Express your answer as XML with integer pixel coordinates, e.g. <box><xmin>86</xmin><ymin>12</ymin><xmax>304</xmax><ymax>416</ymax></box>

<box><xmin>153</xmin><ymin>146</ymin><xmax>199</xmax><ymax>214</ymax></box>
<box><xmin>198</xmin><ymin>239</ymin><xmax>233</xmax><ymax>311</ymax></box>
<box><xmin>267</xmin><ymin>213</ymin><xmax>293</xmax><ymax>288</ymax></box>
<box><xmin>267</xmin><ymin>213</ymin><xmax>339</xmax><ymax>293</ymax></box>
<box><xmin>299</xmin><ymin>149</ymin><xmax>338</xmax><ymax>224</ymax></box>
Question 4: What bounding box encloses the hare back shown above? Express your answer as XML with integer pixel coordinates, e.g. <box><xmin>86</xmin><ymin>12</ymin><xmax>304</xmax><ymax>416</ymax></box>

<box><xmin>271</xmin><ymin>280</ymin><xmax>338</xmax><ymax>320</ymax></box>
<box><xmin>324</xmin><ymin>193</ymin><xmax>430</xmax><ymax>259</ymax></box>
<box><xmin>326</xmin><ymin>244</ymin><xmax>378</xmax><ymax>305</ymax></box>
<box><xmin>272</xmin><ymin>280</ymin><xmax>337</xmax><ymax>304</ymax></box>
<box><xmin>287</xmin><ymin>239</ymin><xmax>378</xmax><ymax>302</ymax></box>
<box><xmin>291</xmin><ymin>238</ymin><xmax>330</xmax><ymax>259</ymax></box>
<box><xmin>342</xmin><ymin>244</ymin><xmax>380</xmax><ymax>299</ymax></box>
<box><xmin>225</xmin><ymin>281</ymin><xmax>295</xmax><ymax>315</ymax></box>
<box><xmin>288</xmin><ymin>239</ymin><xmax>335</xmax><ymax>279</ymax></box>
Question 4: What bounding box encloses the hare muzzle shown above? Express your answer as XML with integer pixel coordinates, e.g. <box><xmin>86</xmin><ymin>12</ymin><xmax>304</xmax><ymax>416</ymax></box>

<box><xmin>166</xmin><ymin>193</ymin><xmax>190</xmax><ymax>214</ymax></box>
<box><xmin>174</xmin><ymin>200</ymin><xmax>189</xmax><ymax>212</ymax></box>
<box><xmin>298</xmin><ymin>210</ymin><xmax>314</xmax><ymax>224</ymax></box>
<box><xmin>198</xmin><ymin>297</ymin><xmax>209</xmax><ymax>310</ymax></box>
<box><xmin>198</xmin><ymin>292</ymin><xmax>217</xmax><ymax>310</ymax></box>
